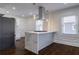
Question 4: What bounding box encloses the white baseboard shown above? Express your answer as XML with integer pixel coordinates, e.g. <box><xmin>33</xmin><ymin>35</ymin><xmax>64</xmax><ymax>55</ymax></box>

<box><xmin>54</xmin><ymin>39</ymin><xmax>79</xmax><ymax>47</ymax></box>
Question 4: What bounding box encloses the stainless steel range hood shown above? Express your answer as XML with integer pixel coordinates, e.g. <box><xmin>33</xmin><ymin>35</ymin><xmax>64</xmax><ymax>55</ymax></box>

<box><xmin>38</xmin><ymin>6</ymin><xmax>45</xmax><ymax>20</ymax></box>
<box><xmin>35</xmin><ymin>6</ymin><xmax>46</xmax><ymax>31</ymax></box>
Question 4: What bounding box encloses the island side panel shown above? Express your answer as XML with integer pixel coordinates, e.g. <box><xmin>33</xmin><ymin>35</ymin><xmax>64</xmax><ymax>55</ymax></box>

<box><xmin>25</xmin><ymin>32</ymin><xmax>38</xmax><ymax>54</ymax></box>
<box><xmin>38</xmin><ymin>32</ymin><xmax>54</xmax><ymax>51</ymax></box>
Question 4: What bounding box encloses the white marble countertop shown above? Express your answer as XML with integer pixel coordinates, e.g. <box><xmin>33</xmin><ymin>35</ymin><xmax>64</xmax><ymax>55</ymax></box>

<box><xmin>25</xmin><ymin>31</ymin><xmax>55</xmax><ymax>34</ymax></box>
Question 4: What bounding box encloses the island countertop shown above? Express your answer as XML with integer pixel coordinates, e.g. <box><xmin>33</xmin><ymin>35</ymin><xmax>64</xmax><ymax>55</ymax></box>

<box><xmin>25</xmin><ymin>31</ymin><xmax>55</xmax><ymax>34</ymax></box>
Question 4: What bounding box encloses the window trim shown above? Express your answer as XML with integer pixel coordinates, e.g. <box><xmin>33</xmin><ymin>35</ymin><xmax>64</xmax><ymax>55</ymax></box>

<box><xmin>61</xmin><ymin>15</ymin><xmax>78</xmax><ymax>34</ymax></box>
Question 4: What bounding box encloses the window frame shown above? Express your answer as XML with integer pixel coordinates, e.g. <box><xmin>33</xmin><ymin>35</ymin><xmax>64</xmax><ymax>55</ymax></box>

<box><xmin>61</xmin><ymin>15</ymin><xmax>78</xmax><ymax>34</ymax></box>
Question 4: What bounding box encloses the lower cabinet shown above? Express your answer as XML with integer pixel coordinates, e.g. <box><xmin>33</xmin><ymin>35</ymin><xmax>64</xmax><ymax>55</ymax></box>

<box><xmin>25</xmin><ymin>33</ymin><xmax>38</xmax><ymax>54</ymax></box>
<box><xmin>25</xmin><ymin>32</ymin><xmax>55</xmax><ymax>54</ymax></box>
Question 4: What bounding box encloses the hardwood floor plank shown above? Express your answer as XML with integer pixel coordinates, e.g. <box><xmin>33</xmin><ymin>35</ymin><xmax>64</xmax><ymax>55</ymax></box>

<box><xmin>0</xmin><ymin>39</ymin><xmax>79</xmax><ymax>55</ymax></box>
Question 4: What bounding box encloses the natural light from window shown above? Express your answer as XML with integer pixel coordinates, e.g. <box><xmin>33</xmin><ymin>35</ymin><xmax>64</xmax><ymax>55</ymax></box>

<box><xmin>62</xmin><ymin>15</ymin><xmax>77</xmax><ymax>34</ymax></box>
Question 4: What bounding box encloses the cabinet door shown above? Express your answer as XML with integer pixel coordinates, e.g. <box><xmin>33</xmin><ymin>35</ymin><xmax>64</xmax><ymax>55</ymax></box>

<box><xmin>25</xmin><ymin>33</ymin><xmax>34</xmax><ymax>50</ymax></box>
<box><xmin>25</xmin><ymin>33</ymin><xmax>38</xmax><ymax>54</ymax></box>
<box><xmin>39</xmin><ymin>33</ymin><xmax>54</xmax><ymax>50</ymax></box>
<box><xmin>29</xmin><ymin>34</ymin><xmax>37</xmax><ymax>53</ymax></box>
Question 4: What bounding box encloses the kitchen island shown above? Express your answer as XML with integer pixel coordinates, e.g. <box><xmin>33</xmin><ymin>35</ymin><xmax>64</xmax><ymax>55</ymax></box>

<box><xmin>25</xmin><ymin>31</ymin><xmax>55</xmax><ymax>54</ymax></box>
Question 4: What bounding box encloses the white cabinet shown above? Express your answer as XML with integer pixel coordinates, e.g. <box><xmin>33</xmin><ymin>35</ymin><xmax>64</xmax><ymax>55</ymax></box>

<box><xmin>25</xmin><ymin>32</ymin><xmax>55</xmax><ymax>54</ymax></box>
<box><xmin>38</xmin><ymin>33</ymin><xmax>53</xmax><ymax>50</ymax></box>
<box><xmin>25</xmin><ymin>33</ymin><xmax>38</xmax><ymax>54</ymax></box>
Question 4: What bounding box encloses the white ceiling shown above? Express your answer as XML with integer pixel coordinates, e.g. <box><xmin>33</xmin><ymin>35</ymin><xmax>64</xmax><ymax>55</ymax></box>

<box><xmin>0</xmin><ymin>3</ymin><xmax>79</xmax><ymax>17</ymax></box>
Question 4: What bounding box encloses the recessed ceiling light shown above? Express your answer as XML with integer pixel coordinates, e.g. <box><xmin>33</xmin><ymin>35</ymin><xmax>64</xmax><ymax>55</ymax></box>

<box><xmin>6</xmin><ymin>11</ymin><xmax>9</xmax><ymax>13</ymax></box>
<box><xmin>12</xmin><ymin>7</ymin><xmax>16</xmax><ymax>10</ymax></box>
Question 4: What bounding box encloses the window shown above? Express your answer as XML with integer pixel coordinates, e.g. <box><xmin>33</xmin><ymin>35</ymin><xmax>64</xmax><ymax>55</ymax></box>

<box><xmin>62</xmin><ymin>15</ymin><xmax>77</xmax><ymax>34</ymax></box>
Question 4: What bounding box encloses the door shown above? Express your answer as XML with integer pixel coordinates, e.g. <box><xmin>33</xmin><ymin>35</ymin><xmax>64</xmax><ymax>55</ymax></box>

<box><xmin>0</xmin><ymin>17</ymin><xmax>15</xmax><ymax>50</ymax></box>
<box><xmin>0</xmin><ymin>17</ymin><xmax>3</xmax><ymax>49</ymax></box>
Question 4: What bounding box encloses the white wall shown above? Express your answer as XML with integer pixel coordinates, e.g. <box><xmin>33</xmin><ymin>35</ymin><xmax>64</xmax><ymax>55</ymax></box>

<box><xmin>48</xmin><ymin>6</ymin><xmax>79</xmax><ymax>47</ymax></box>
<box><xmin>14</xmin><ymin>15</ymin><xmax>49</xmax><ymax>40</ymax></box>
<box><xmin>15</xmin><ymin>16</ymin><xmax>35</xmax><ymax>40</ymax></box>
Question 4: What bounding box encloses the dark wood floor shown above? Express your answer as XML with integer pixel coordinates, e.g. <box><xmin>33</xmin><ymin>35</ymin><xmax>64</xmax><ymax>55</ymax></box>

<box><xmin>0</xmin><ymin>39</ymin><xmax>79</xmax><ymax>55</ymax></box>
